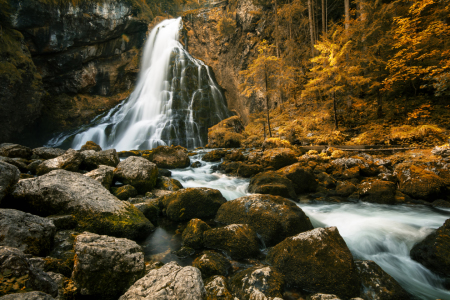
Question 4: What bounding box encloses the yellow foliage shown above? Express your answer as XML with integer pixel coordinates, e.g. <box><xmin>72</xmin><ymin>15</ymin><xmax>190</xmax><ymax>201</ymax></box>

<box><xmin>390</xmin><ymin>125</ymin><xmax>446</xmax><ymax>141</ymax></box>
<box><xmin>263</xmin><ymin>138</ymin><xmax>292</xmax><ymax>149</ymax></box>
<box><xmin>331</xmin><ymin>149</ymin><xmax>345</xmax><ymax>158</ymax></box>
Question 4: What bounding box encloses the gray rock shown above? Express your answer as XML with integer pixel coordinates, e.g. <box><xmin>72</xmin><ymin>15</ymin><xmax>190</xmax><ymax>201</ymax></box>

<box><xmin>0</xmin><ymin>209</ymin><xmax>56</xmax><ymax>256</ymax></box>
<box><xmin>8</xmin><ymin>169</ymin><xmax>153</xmax><ymax>240</ymax></box>
<box><xmin>46</xmin><ymin>272</ymin><xmax>66</xmax><ymax>300</ymax></box>
<box><xmin>27</xmin><ymin>160</ymin><xmax>44</xmax><ymax>175</ymax></box>
<box><xmin>204</xmin><ymin>276</ymin><xmax>233</xmax><ymax>300</ymax></box>
<box><xmin>36</xmin><ymin>149</ymin><xmax>83</xmax><ymax>176</ymax></box>
<box><xmin>114</xmin><ymin>156</ymin><xmax>158</xmax><ymax>194</ymax></box>
<box><xmin>133</xmin><ymin>199</ymin><xmax>160</xmax><ymax>226</ymax></box>
<box><xmin>0</xmin><ymin>246</ymin><xmax>58</xmax><ymax>297</ymax></box>
<box><xmin>0</xmin><ymin>291</ymin><xmax>55</xmax><ymax>300</ymax></box>
<box><xmin>236</xmin><ymin>0</ymin><xmax>262</xmax><ymax>32</ymax></box>
<box><xmin>307</xmin><ymin>294</ymin><xmax>341</xmax><ymax>300</ymax></box>
<box><xmin>47</xmin><ymin>215</ymin><xmax>77</xmax><ymax>231</ymax></box>
<box><xmin>192</xmin><ymin>251</ymin><xmax>231</xmax><ymax>279</ymax></box>
<box><xmin>72</xmin><ymin>232</ymin><xmax>145</xmax><ymax>298</ymax></box>
<box><xmin>84</xmin><ymin>165</ymin><xmax>115</xmax><ymax>189</ymax></box>
<box><xmin>80</xmin><ymin>149</ymin><xmax>120</xmax><ymax>170</ymax></box>
<box><xmin>32</xmin><ymin>147</ymin><xmax>66</xmax><ymax>160</ymax></box>
<box><xmin>0</xmin><ymin>144</ymin><xmax>32</xmax><ymax>159</ymax></box>
<box><xmin>119</xmin><ymin>261</ymin><xmax>206</xmax><ymax>300</ymax></box>
<box><xmin>0</xmin><ymin>161</ymin><xmax>20</xmax><ymax>203</ymax></box>
<box><xmin>0</xmin><ymin>156</ymin><xmax>28</xmax><ymax>173</ymax></box>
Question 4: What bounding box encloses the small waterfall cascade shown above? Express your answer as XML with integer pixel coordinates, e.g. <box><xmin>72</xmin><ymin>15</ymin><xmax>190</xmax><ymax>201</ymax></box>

<box><xmin>47</xmin><ymin>17</ymin><xmax>232</xmax><ymax>151</ymax></box>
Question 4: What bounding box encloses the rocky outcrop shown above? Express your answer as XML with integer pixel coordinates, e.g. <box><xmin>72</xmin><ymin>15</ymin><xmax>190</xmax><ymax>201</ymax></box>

<box><xmin>396</xmin><ymin>165</ymin><xmax>445</xmax><ymax>201</ymax></box>
<box><xmin>192</xmin><ymin>251</ymin><xmax>232</xmax><ymax>279</ymax></box>
<box><xmin>146</xmin><ymin>146</ymin><xmax>190</xmax><ymax>168</ymax></box>
<box><xmin>0</xmin><ymin>144</ymin><xmax>33</xmax><ymax>159</ymax></box>
<box><xmin>261</xmin><ymin>148</ymin><xmax>298</xmax><ymax>170</ymax></box>
<box><xmin>114</xmin><ymin>156</ymin><xmax>159</xmax><ymax>194</ymax></box>
<box><xmin>0</xmin><ymin>161</ymin><xmax>20</xmax><ymax>203</ymax></box>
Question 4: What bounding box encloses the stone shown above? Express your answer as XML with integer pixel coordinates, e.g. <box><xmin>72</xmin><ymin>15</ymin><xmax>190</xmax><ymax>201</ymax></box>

<box><xmin>317</xmin><ymin>172</ymin><xmax>337</xmax><ymax>189</ymax></box>
<box><xmin>27</xmin><ymin>160</ymin><xmax>44</xmax><ymax>175</ymax></box>
<box><xmin>0</xmin><ymin>161</ymin><xmax>20</xmax><ymax>203</ymax></box>
<box><xmin>7</xmin><ymin>169</ymin><xmax>154</xmax><ymax>240</ymax></box>
<box><xmin>203</xmin><ymin>224</ymin><xmax>260</xmax><ymax>260</ymax></box>
<box><xmin>224</xmin><ymin>150</ymin><xmax>245</xmax><ymax>161</ymax></box>
<box><xmin>278</xmin><ymin>163</ymin><xmax>318</xmax><ymax>194</ymax></box>
<box><xmin>336</xmin><ymin>181</ymin><xmax>358</xmax><ymax>197</ymax></box>
<box><xmin>261</xmin><ymin>148</ymin><xmax>298</xmax><ymax>170</ymax></box>
<box><xmin>215</xmin><ymin>194</ymin><xmax>313</xmax><ymax>246</ymax></box>
<box><xmin>0</xmin><ymin>291</ymin><xmax>55</xmax><ymax>300</ymax></box>
<box><xmin>156</xmin><ymin>176</ymin><xmax>184</xmax><ymax>191</ymax></box>
<box><xmin>182</xmin><ymin>219</ymin><xmax>211</xmax><ymax>249</ymax></box>
<box><xmin>236</xmin><ymin>163</ymin><xmax>263</xmax><ymax>178</ymax></box>
<box><xmin>36</xmin><ymin>149</ymin><xmax>83</xmax><ymax>176</ymax></box>
<box><xmin>47</xmin><ymin>230</ymin><xmax>77</xmax><ymax>277</ymax></box>
<box><xmin>32</xmin><ymin>147</ymin><xmax>66</xmax><ymax>160</ymax></box>
<box><xmin>158</xmin><ymin>168</ymin><xmax>172</xmax><ymax>177</ymax></box>
<box><xmin>80</xmin><ymin>141</ymin><xmax>102</xmax><ymax>151</ymax></box>
<box><xmin>204</xmin><ymin>276</ymin><xmax>233</xmax><ymax>300</ymax></box>
<box><xmin>84</xmin><ymin>165</ymin><xmax>115</xmax><ymax>189</ymax></box>
<box><xmin>432</xmin><ymin>199</ymin><xmax>450</xmax><ymax>208</ymax></box>
<box><xmin>173</xmin><ymin>246</ymin><xmax>195</xmax><ymax>258</ymax></box>
<box><xmin>72</xmin><ymin>232</ymin><xmax>145</xmax><ymax>298</ymax></box>
<box><xmin>248</xmin><ymin>171</ymin><xmax>297</xmax><ymax>200</ymax></box>
<box><xmin>114</xmin><ymin>156</ymin><xmax>159</xmax><ymax>194</ymax></box>
<box><xmin>160</xmin><ymin>188</ymin><xmax>227</xmax><ymax>222</ymax></box>
<box><xmin>47</xmin><ymin>215</ymin><xmax>77</xmax><ymax>231</ymax></box>
<box><xmin>0</xmin><ymin>144</ymin><xmax>32</xmax><ymax>159</ymax></box>
<box><xmin>191</xmin><ymin>161</ymin><xmax>202</xmax><ymax>168</ymax></box>
<box><xmin>410</xmin><ymin>218</ymin><xmax>450</xmax><ymax>277</ymax></box>
<box><xmin>307</xmin><ymin>294</ymin><xmax>341</xmax><ymax>300</ymax></box>
<box><xmin>192</xmin><ymin>251</ymin><xmax>232</xmax><ymax>279</ymax></box>
<box><xmin>0</xmin><ymin>246</ymin><xmax>58</xmax><ymax>297</ymax></box>
<box><xmin>396</xmin><ymin>165</ymin><xmax>445</xmax><ymax>201</ymax></box>
<box><xmin>146</xmin><ymin>146</ymin><xmax>190</xmax><ymax>168</ymax></box>
<box><xmin>358</xmin><ymin>180</ymin><xmax>397</xmax><ymax>204</ymax></box>
<box><xmin>203</xmin><ymin>150</ymin><xmax>227</xmax><ymax>162</ymax></box>
<box><xmin>355</xmin><ymin>260</ymin><xmax>410</xmax><ymax>300</ymax></box>
<box><xmin>0</xmin><ymin>209</ymin><xmax>56</xmax><ymax>256</ymax></box>
<box><xmin>207</xmin><ymin>116</ymin><xmax>245</xmax><ymax>148</ymax></box>
<box><xmin>119</xmin><ymin>261</ymin><xmax>206</xmax><ymax>300</ymax></box>
<box><xmin>0</xmin><ymin>157</ymin><xmax>28</xmax><ymax>173</ymax></box>
<box><xmin>112</xmin><ymin>185</ymin><xmax>138</xmax><ymax>200</ymax></box>
<box><xmin>80</xmin><ymin>149</ymin><xmax>120</xmax><ymax>170</ymax></box>
<box><xmin>267</xmin><ymin>227</ymin><xmax>360</xmax><ymax>299</ymax></box>
<box><xmin>133</xmin><ymin>199</ymin><xmax>160</xmax><ymax>226</ymax></box>
<box><xmin>46</xmin><ymin>272</ymin><xmax>66</xmax><ymax>300</ymax></box>
<box><xmin>432</xmin><ymin>145</ymin><xmax>450</xmax><ymax>157</ymax></box>
<box><xmin>229</xmin><ymin>265</ymin><xmax>284</xmax><ymax>300</ymax></box>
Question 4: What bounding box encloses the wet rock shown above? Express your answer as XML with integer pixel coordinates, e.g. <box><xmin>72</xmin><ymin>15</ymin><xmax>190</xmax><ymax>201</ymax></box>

<box><xmin>0</xmin><ymin>161</ymin><xmax>20</xmax><ymax>203</ymax></box>
<box><xmin>84</xmin><ymin>165</ymin><xmax>115</xmax><ymax>189</ymax></box>
<box><xmin>267</xmin><ymin>227</ymin><xmax>360</xmax><ymax>299</ymax></box>
<box><xmin>355</xmin><ymin>260</ymin><xmax>410</xmax><ymax>300</ymax></box>
<box><xmin>73</xmin><ymin>232</ymin><xmax>145</xmax><ymax>298</ymax></box>
<box><xmin>36</xmin><ymin>149</ymin><xmax>83</xmax><ymax>176</ymax></box>
<box><xmin>32</xmin><ymin>147</ymin><xmax>66</xmax><ymax>160</ymax></box>
<box><xmin>119</xmin><ymin>261</ymin><xmax>206</xmax><ymax>300</ymax></box>
<box><xmin>80</xmin><ymin>149</ymin><xmax>120</xmax><ymax>170</ymax></box>
<box><xmin>336</xmin><ymin>181</ymin><xmax>358</xmax><ymax>197</ymax></box>
<box><xmin>225</xmin><ymin>150</ymin><xmax>245</xmax><ymax>161</ymax></box>
<box><xmin>112</xmin><ymin>185</ymin><xmax>138</xmax><ymax>200</ymax></box>
<box><xmin>215</xmin><ymin>194</ymin><xmax>313</xmax><ymax>246</ymax></box>
<box><xmin>191</xmin><ymin>161</ymin><xmax>202</xmax><ymax>168</ymax></box>
<box><xmin>229</xmin><ymin>265</ymin><xmax>284</xmax><ymax>300</ymax></box>
<box><xmin>204</xmin><ymin>275</ymin><xmax>233</xmax><ymax>300</ymax></box>
<box><xmin>80</xmin><ymin>141</ymin><xmax>102</xmax><ymax>152</ymax></box>
<box><xmin>396</xmin><ymin>165</ymin><xmax>445</xmax><ymax>201</ymax></box>
<box><xmin>248</xmin><ymin>171</ymin><xmax>297</xmax><ymax>200</ymax></box>
<box><xmin>0</xmin><ymin>144</ymin><xmax>32</xmax><ymax>159</ymax></box>
<box><xmin>156</xmin><ymin>176</ymin><xmax>184</xmax><ymax>191</ymax></box>
<box><xmin>160</xmin><ymin>188</ymin><xmax>226</xmax><ymax>222</ymax></box>
<box><xmin>237</xmin><ymin>163</ymin><xmax>263</xmax><ymax>178</ymax></box>
<box><xmin>410</xmin><ymin>218</ymin><xmax>450</xmax><ymax>277</ymax></box>
<box><xmin>173</xmin><ymin>246</ymin><xmax>195</xmax><ymax>258</ymax></box>
<box><xmin>0</xmin><ymin>209</ymin><xmax>56</xmax><ymax>256</ymax></box>
<box><xmin>158</xmin><ymin>168</ymin><xmax>172</xmax><ymax>177</ymax></box>
<box><xmin>182</xmin><ymin>218</ymin><xmax>211</xmax><ymax>249</ymax></box>
<box><xmin>7</xmin><ymin>169</ymin><xmax>154</xmax><ymax>240</ymax></box>
<box><xmin>203</xmin><ymin>150</ymin><xmax>227</xmax><ymax>162</ymax></box>
<box><xmin>0</xmin><ymin>246</ymin><xmax>58</xmax><ymax>297</ymax></box>
<box><xmin>192</xmin><ymin>251</ymin><xmax>232</xmax><ymax>279</ymax></box>
<box><xmin>114</xmin><ymin>156</ymin><xmax>158</xmax><ymax>194</ymax></box>
<box><xmin>133</xmin><ymin>199</ymin><xmax>160</xmax><ymax>226</ymax></box>
<box><xmin>278</xmin><ymin>163</ymin><xmax>317</xmax><ymax>194</ymax></box>
<box><xmin>317</xmin><ymin>172</ymin><xmax>337</xmax><ymax>189</ymax></box>
<box><xmin>0</xmin><ymin>291</ymin><xmax>55</xmax><ymax>300</ymax></box>
<box><xmin>261</xmin><ymin>148</ymin><xmax>298</xmax><ymax>170</ymax></box>
<box><xmin>432</xmin><ymin>199</ymin><xmax>450</xmax><ymax>208</ymax></box>
<box><xmin>146</xmin><ymin>146</ymin><xmax>190</xmax><ymax>168</ymax></box>
<box><xmin>203</xmin><ymin>224</ymin><xmax>260</xmax><ymax>260</ymax></box>
<box><xmin>358</xmin><ymin>180</ymin><xmax>396</xmax><ymax>204</ymax></box>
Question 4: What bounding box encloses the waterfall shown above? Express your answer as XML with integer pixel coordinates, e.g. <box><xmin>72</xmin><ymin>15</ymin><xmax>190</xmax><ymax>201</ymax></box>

<box><xmin>46</xmin><ymin>18</ymin><xmax>232</xmax><ymax>151</ymax></box>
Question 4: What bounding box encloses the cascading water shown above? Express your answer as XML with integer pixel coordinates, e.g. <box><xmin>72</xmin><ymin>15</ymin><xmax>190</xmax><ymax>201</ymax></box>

<box><xmin>46</xmin><ymin>18</ymin><xmax>232</xmax><ymax>151</ymax></box>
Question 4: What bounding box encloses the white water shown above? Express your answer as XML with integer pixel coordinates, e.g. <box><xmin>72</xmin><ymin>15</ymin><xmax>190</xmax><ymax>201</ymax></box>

<box><xmin>171</xmin><ymin>153</ymin><xmax>450</xmax><ymax>300</ymax></box>
<box><xmin>47</xmin><ymin>18</ymin><xmax>231</xmax><ymax>151</ymax></box>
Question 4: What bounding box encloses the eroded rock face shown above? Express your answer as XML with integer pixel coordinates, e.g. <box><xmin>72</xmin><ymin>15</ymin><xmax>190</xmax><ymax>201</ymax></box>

<box><xmin>114</xmin><ymin>156</ymin><xmax>159</xmax><ymax>194</ymax></box>
<box><xmin>215</xmin><ymin>194</ymin><xmax>313</xmax><ymax>246</ymax></box>
<box><xmin>7</xmin><ymin>169</ymin><xmax>154</xmax><ymax>240</ymax></box>
<box><xmin>72</xmin><ymin>232</ymin><xmax>145</xmax><ymax>298</ymax></box>
<box><xmin>0</xmin><ymin>161</ymin><xmax>20</xmax><ymax>203</ymax></box>
<box><xmin>248</xmin><ymin>171</ymin><xmax>297</xmax><ymax>200</ymax></box>
<box><xmin>119</xmin><ymin>261</ymin><xmax>206</xmax><ymax>300</ymax></box>
<box><xmin>84</xmin><ymin>165</ymin><xmax>115</xmax><ymax>189</ymax></box>
<box><xmin>182</xmin><ymin>219</ymin><xmax>211</xmax><ymax>249</ymax></box>
<box><xmin>204</xmin><ymin>275</ymin><xmax>233</xmax><ymax>300</ymax></box>
<box><xmin>36</xmin><ymin>149</ymin><xmax>83</xmax><ymax>175</ymax></box>
<box><xmin>267</xmin><ymin>227</ymin><xmax>360</xmax><ymax>299</ymax></box>
<box><xmin>192</xmin><ymin>251</ymin><xmax>231</xmax><ymax>279</ymax></box>
<box><xmin>0</xmin><ymin>209</ymin><xmax>56</xmax><ymax>256</ymax></box>
<box><xmin>278</xmin><ymin>163</ymin><xmax>317</xmax><ymax>194</ymax></box>
<box><xmin>147</xmin><ymin>146</ymin><xmax>190</xmax><ymax>168</ymax></box>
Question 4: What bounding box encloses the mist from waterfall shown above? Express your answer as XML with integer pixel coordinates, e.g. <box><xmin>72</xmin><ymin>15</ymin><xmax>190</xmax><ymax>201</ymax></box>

<box><xmin>46</xmin><ymin>17</ymin><xmax>231</xmax><ymax>151</ymax></box>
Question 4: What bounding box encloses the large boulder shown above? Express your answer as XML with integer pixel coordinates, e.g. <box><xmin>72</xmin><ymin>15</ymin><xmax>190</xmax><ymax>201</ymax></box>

<box><xmin>261</xmin><ymin>148</ymin><xmax>298</xmax><ymax>170</ymax></box>
<box><xmin>32</xmin><ymin>147</ymin><xmax>66</xmax><ymax>160</ymax></box>
<box><xmin>0</xmin><ymin>156</ymin><xmax>28</xmax><ymax>173</ymax></box>
<box><xmin>119</xmin><ymin>261</ymin><xmax>206</xmax><ymax>300</ymax></box>
<box><xmin>0</xmin><ymin>246</ymin><xmax>58</xmax><ymax>297</ymax></box>
<box><xmin>36</xmin><ymin>149</ymin><xmax>83</xmax><ymax>176</ymax></box>
<box><xmin>114</xmin><ymin>156</ymin><xmax>159</xmax><ymax>194</ymax></box>
<box><xmin>278</xmin><ymin>163</ymin><xmax>317</xmax><ymax>194</ymax></box>
<box><xmin>156</xmin><ymin>176</ymin><xmax>184</xmax><ymax>191</ymax></box>
<box><xmin>192</xmin><ymin>251</ymin><xmax>232</xmax><ymax>279</ymax></box>
<box><xmin>159</xmin><ymin>188</ymin><xmax>226</xmax><ymax>222</ymax></box>
<box><xmin>6</xmin><ymin>170</ymin><xmax>154</xmax><ymax>240</ymax></box>
<box><xmin>202</xmin><ymin>149</ymin><xmax>227</xmax><ymax>162</ymax></box>
<box><xmin>358</xmin><ymin>180</ymin><xmax>397</xmax><ymax>204</ymax></box>
<box><xmin>0</xmin><ymin>292</ymin><xmax>55</xmax><ymax>300</ymax></box>
<box><xmin>229</xmin><ymin>266</ymin><xmax>284</xmax><ymax>300</ymax></box>
<box><xmin>182</xmin><ymin>218</ymin><xmax>211</xmax><ymax>249</ymax></box>
<box><xmin>72</xmin><ymin>232</ymin><xmax>145</xmax><ymax>298</ymax></box>
<box><xmin>0</xmin><ymin>161</ymin><xmax>20</xmax><ymax>203</ymax></box>
<box><xmin>0</xmin><ymin>209</ymin><xmax>56</xmax><ymax>256</ymax></box>
<box><xmin>146</xmin><ymin>146</ymin><xmax>190</xmax><ymax>168</ymax></box>
<box><xmin>0</xmin><ymin>144</ymin><xmax>32</xmax><ymax>159</ymax></box>
<box><xmin>215</xmin><ymin>194</ymin><xmax>313</xmax><ymax>246</ymax></box>
<box><xmin>204</xmin><ymin>276</ymin><xmax>233</xmax><ymax>300</ymax></box>
<box><xmin>267</xmin><ymin>227</ymin><xmax>360</xmax><ymax>299</ymax></box>
<box><xmin>248</xmin><ymin>171</ymin><xmax>297</xmax><ymax>200</ymax></box>
<box><xmin>203</xmin><ymin>224</ymin><xmax>260</xmax><ymax>260</ymax></box>
<box><xmin>410</xmin><ymin>218</ymin><xmax>450</xmax><ymax>277</ymax></box>
<box><xmin>396</xmin><ymin>165</ymin><xmax>445</xmax><ymax>200</ymax></box>
<box><xmin>80</xmin><ymin>141</ymin><xmax>102</xmax><ymax>152</ymax></box>
<box><xmin>355</xmin><ymin>260</ymin><xmax>410</xmax><ymax>300</ymax></box>
<box><xmin>84</xmin><ymin>165</ymin><xmax>115</xmax><ymax>189</ymax></box>
<box><xmin>80</xmin><ymin>149</ymin><xmax>120</xmax><ymax>170</ymax></box>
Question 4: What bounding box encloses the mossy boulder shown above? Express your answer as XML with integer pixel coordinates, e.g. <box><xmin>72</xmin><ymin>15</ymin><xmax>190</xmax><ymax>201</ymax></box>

<box><xmin>204</xmin><ymin>275</ymin><xmax>233</xmax><ymax>300</ymax></box>
<box><xmin>156</xmin><ymin>176</ymin><xmax>184</xmax><ymax>191</ymax></box>
<box><xmin>182</xmin><ymin>218</ymin><xmax>211</xmax><ymax>249</ymax></box>
<box><xmin>277</xmin><ymin>163</ymin><xmax>317</xmax><ymax>194</ymax></box>
<box><xmin>229</xmin><ymin>265</ymin><xmax>284</xmax><ymax>300</ymax></box>
<box><xmin>6</xmin><ymin>169</ymin><xmax>154</xmax><ymax>240</ymax></box>
<box><xmin>0</xmin><ymin>161</ymin><xmax>20</xmax><ymax>203</ymax></box>
<box><xmin>267</xmin><ymin>227</ymin><xmax>360</xmax><ymax>299</ymax></box>
<box><xmin>358</xmin><ymin>179</ymin><xmax>397</xmax><ymax>204</ymax></box>
<box><xmin>203</xmin><ymin>150</ymin><xmax>227</xmax><ymax>162</ymax></box>
<box><xmin>192</xmin><ymin>251</ymin><xmax>232</xmax><ymax>279</ymax></box>
<box><xmin>159</xmin><ymin>188</ymin><xmax>227</xmax><ymax>222</ymax></box>
<box><xmin>80</xmin><ymin>141</ymin><xmax>102</xmax><ymax>152</ymax></box>
<box><xmin>218</xmin><ymin>161</ymin><xmax>263</xmax><ymax>178</ymax></box>
<box><xmin>112</xmin><ymin>185</ymin><xmax>138</xmax><ymax>200</ymax></box>
<box><xmin>84</xmin><ymin>165</ymin><xmax>115</xmax><ymax>189</ymax></box>
<box><xmin>261</xmin><ymin>148</ymin><xmax>298</xmax><ymax>170</ymax></box>
<box><xmin>191</xmin><ymin>161</ymin><xmax>202</xmax><ymax>168</ymax></box>
<box><xmin>133</xmin><ymin>198</ymin><xmax>160</xmax><ymax>226</ymax></box>
<box><xmin>80</xmin><ymin>149</ymin><xmax>120</xmax><ymax>170</ymax></box>
<box><xmin>0</xmin><ymin>144</ymin><xmax>33</xmax><ymax>159</ymax></box>
<box><xmin>36</xmin><ymin>149</ymin><xmax>83</xmax><ymax>176</ymax></box>
<box><xmin>146</xmin><ymin>145</ymin><xmax>190</xmax><ymax>168</ymax></box>
<box><xmin>248</xmin><ymin>171</ymin><xmax>297</xmax><ymax>200</ymax></box>
<box><xmin>114</xmin><ymin>156</ymin><xmax>158</xmax><ymax>194</ymax></box>
<box><xmin>203</xmin><ymin>224</ymin><xmax>260</xmax><ymax>260</ymax></box>
<box><xmin>46</xmin><ymin>230</ymin><xmax>77</xmax><ymax>277</ymax></box>
<box><xmin>396</xmin><ymin>165</ymin><xmax>445</xmax><ymax>201</ymax></box>
<box><xmin>215</xmin><ymin>194</ymin><xmax>313</xmax><ymax>246</ymax></box>
<box><xmin>410</xmin><ymin>218</ymin><xmax>450</xmax><ymax>277</ymax></box>
<box><xmin>207</xmin><ymin>116</ymin><xmax>245</xmax><ymax>148</ymax></box>
<box><xmin>224</xmin><ymin>150</ymin><xmax>245</xmax><ymax>161</ymax></box>
<box><xmin>336</xmin><ymin>181</ymin><xmax>358</xmax><ymax>197</ymax></box>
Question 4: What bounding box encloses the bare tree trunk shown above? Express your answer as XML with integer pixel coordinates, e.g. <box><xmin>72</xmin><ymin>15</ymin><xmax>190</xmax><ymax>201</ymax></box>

<box><xmin>333</xmin><ymin>91</ymin><xmax>338</xmax><ymax>130</ymax></box>
<box><xmin>344</xmin><ymin>0</ymin><xmax>350</xmax><ymax>32</ymax></box>
<box><xmin>322</xmin><ymin>0</ymin><xmax>326</xmax><ymax>36</ymax></box>
<box><xmin>377</xmin><ymin>88</ymin><xmax>383</xmax><ymax>118</ymax></box>
<box><xmin>265</xmin><ymin>69</ymin><xmax>272</xmax><ymax>137</ymax></box>
<box><xmin>308</xmin><ymin>0</ymin><xmax>315</xmax><ymax>57</ymax></box>
<box><xmin>275</xmin><ymin>0</ymin><xmax>279</xmax><ymax>58</ymax></box>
